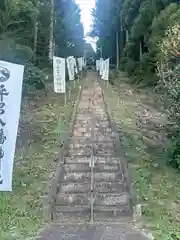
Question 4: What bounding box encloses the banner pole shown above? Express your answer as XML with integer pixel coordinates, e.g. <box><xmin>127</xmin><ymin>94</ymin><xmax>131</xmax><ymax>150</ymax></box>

<box><xmin>68</xmin><ymin>87</ymin><xmax>71</xmax><ymax>101</ymax></box>
<box><xmin>64</xmin><ymin>92</ymin><xmax>67</xmax><ymax>106</ymax></box>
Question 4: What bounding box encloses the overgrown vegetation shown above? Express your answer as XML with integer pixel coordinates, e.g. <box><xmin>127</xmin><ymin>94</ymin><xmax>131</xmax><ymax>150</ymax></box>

<box><xmin>92</xmin><ymin>0</ymin><xmax>180</xmax><ymax>170</ymax></box>
<box><xmin>0</xmin><ymin>0</ymin><xmax>85</xmax><ymax>238</ymax></box>
<box><xmin>0</xmin><ymin>81</ymin><xmax>81</xmax><ymax>240</ymax></box>
<box><xmin>0</xmin><ymin>0</ymin><xmax>84</xmax><ymax>95</ymax></box>
<box><xmin>101</xmin><ymin>73</ymin><xmax>180</xmax><ymax>240</ymax></box>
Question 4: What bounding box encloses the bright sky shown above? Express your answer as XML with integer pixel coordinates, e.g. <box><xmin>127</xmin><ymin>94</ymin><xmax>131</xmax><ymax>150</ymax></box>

<box><xmin>75</xmin><ymin>0</ymin><xmax>95</xmax><ymax>35</ymax></box>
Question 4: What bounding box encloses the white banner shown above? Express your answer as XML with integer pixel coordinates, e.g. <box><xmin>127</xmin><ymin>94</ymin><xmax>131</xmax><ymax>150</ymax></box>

<box><xmin>66</xmin><ymin>56</ymin><xmax>75</xmax><ymax>81</ymax></box>
<box><xmin>73</xmin><ymin>58</ymin><xmax>78</xmax><ymax>75</ymax></box>
<box><xmin>78</xmin><ymin>57</ymin><xmax>83</xmax><ymax>71</ymax></box>
<box><xmin>53</xmin><ymin>56</ymin><xmax>66</xmax><ymax>93</ymax></box>
<box><xmin>82</xmin><ymin>57</ymin><xmax>86</xmax><ymax>68</ymax></box>
<box><xmin>96</xmin><ymin>60</ymin><xmax>100</xmax><ymax>71</ymax></box>
<box><xmin>100</xmin><ymin>58</ymin><xmax>104</xmax><ymax>76</ymax></box>
<box><xmin>102</xmin><ymin>58</ymin><xmax>109</xmax><ymax>81</ymax></box>
<box><xmin>0</xmin><ymin>60</ymin><xmax>24</xmax><ymax>191</ymax></box>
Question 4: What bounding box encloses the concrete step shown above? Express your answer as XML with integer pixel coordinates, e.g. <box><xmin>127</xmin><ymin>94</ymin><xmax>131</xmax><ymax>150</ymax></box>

<box><xmin>56</xmin><ymin>193</ymin><xmax>90</xmax><ymax>206</ymax></box>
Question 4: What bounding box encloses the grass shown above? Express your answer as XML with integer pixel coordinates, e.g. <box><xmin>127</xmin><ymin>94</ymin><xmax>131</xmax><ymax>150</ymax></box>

<box><xmin>101</xmin><ymin>72</ymin><xmax>180</xmax><ymax>240</ymax></box>
<box><xmin>0</xmin><ymin>80</ymin><xmax>81</xmax><ymax>240</ymax></box>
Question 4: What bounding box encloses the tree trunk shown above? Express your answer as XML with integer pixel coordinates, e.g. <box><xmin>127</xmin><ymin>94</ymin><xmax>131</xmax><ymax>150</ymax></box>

<box><xmin>126</xmin><ymin>30</ymin><xmax>129</xmax><ymax>43</ymax></box>
<box><xmin>140</xmin><ymin>40</ymin><xmax>143</xmax><ymax>61</ymax></box>
<box><xmin>49</xmin><ymin>0</ymin><xmax>54</xmax><ymax>61</ymax></box>
<box><xmin>116</xmin><ymin>31</ymin><xmax>119</xmax><ymax>70</ymax></box>
<box><xmin>33</xmin><ymin>0</ymin><xmax>39</xmax><ymax>61</ymax></box>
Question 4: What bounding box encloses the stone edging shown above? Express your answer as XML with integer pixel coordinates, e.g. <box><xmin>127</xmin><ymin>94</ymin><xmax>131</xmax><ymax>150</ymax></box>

<box><xmin>42</xmin><ymin>79</ymin><xmax>84</xmax><ymax>224</ymax></box>
<box><xmin>99</xmin><ymin>78</ymin><xmax>137</xmax><ymax>219</ymax></box>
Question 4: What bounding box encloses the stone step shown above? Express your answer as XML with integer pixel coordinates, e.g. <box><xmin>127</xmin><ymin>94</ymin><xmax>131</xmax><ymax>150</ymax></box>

<box><xmin>56</xmin><ymin>193</ymin><xmax>90</xmax><ymax>206</ymax></box>
<box><xmin>69</xmin><ymin>141</ymin><xmax>114</xmax><ymax>148</ymax></box>
<box><xmin>63</xmin><ymin>171</ymin><xmax>123</xmax><ymax>182</ymax></box>
<box><xmin>94</xmin><ymin>181</ymin><xmax>127</xmax><ymax>193</ymax></box>
<box><xmin>72</xmin><ymin>130</ymin><xmax>91</xmax><ymax>137</ymax></box>
<box><xmin>64</xmin><ymin>163</ymin><xmax>90</xmax><ymax>173</ymax></box>
<box><xmin>68</xmin><ymin>147</ymin><xmax>92</xmax><ymax>156</ymax></box>
<box><xmin>64</xmin><ymin>163</ymin><xmax>119</xmax><ymax>173</ymax></box>
<box><xmin>94</xmin><ymin>193</ymin><xmax>130</xmax><ymax>206</ymax></box>
<box><xmin>55</xmin><ymin>193</ymin><xmax>129</xmax><ymax>207</ymax></box>
<box><xmin>60</xmin><ymin>181</ymin><xmax>126</xmax><ymax>194</ymax></box>
<box><xmin>63</xmin><ymin>172</ymin><xmax>90</xmax><ymax>182</ymax></box>
<box><xmin>69</xmin><ymin>138</ymin><xmax>115</xmax><ymax>145</ymax></box>
<box><xmin>93</xmin><ymin>205</ymin><xmax>132</xmax><ymax>219</ymax></box>
<box><xmin>64</xmin><ymin>156</ymin><xmax>90</xmax><ymax>164</ymax></box>
<box><xmin>93</xmin><ymin>215</ymin><xmax>132</xmax><ymax>223</ymax></box>
<box><xmin>61</xmin><ymin>182</ymin><xmax>90</xmax><ymax>193</ymax></box>
<box><xmin>55</xmin><ymin>206</ymin><xmax>90</xmax><ymax>223</ymax></box>
<box><xmin>64</xmin><ymin>156</ymin><xmax>121</xmax><ymax>164</ymax></box>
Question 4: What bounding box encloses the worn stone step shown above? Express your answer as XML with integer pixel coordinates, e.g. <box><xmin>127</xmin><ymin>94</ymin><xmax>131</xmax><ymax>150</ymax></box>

<box><xmin>55</xmin><ymin>206</ymin><xmax>90</xmax><ymax>223</ymax></box>
<box><xmin>56</xmin><ymin>193</ymin><xmax>90</xmax><ymax>206</ymax></box>
<box><xmin>69</xmin><ymin>141</ymin><xmax>114</xmax><ymax>148</ymax></box>
<box><xmin>94</xmin><ymin>205</ymin><xmax>132</xmax><ymax>218</ymax></box>
<box><xmin>69</xmin><ymin>147</ymin><xmax>92</xmax><ymax>156</ymax></box>
<box><xmin>72</xmin><ymin>130</ymin><xmax>91</xmax><ymax>137</ymax></box>
<box><xmin>64</xmin><ymin>156</ymin><xmax>121</xmax><ymax>165</ymax></box>
<box><xmin>93</xmin><ymin>216</ymin><xmax>132</xmax><ymax>223</ymax></box>
<box><xmin>64</xmin><ymin>163</ymin><xmax>90</xmax><ymax>173</ymax></box>
<box><xmin>64</xmin><ymin>156</ymin><xmax>90</xmax><ymax>164</ymax></box>
<box><xmin>64</xmin><ymin>163</ymin><xmax>119</xmax><ymax>173</ymax></box>
<box><xmin>69</xmin><ymin>137</ymin><xmax>115</xmax><ymax>145</ymax></box>
<box><xmin>61</xmin><ymin>182</ymin><xmax>90</xmax><ymax>193</ymax></box>
<box><xmin>94</xmin><ymin>164</ymin><xmax>119</xmax><ymax>172</ymax></box>
<box><xmin>94</xmin><ymin>181</ymin><xmax>126</xmax><ymax>193</ymax></box>
<box><xmin>94</xmin><ymin>156</ymin><xmax>120</xmax><ymax>164</ymax></box>
<box><xmin>55</xmin><ymin>205</ymin><xmax>90</xmax><ymax>214</ymax></box>
<box><xmin>94</xmin><ymin>193</ymin><xmax>129</xmax><ymax>206</ymax></box>
<box><xmin>94</xmin><ymin>172</ymin><xmax>124</xmax><ymax>182</ymax></box>
<box><xmin>63</xmin><ymin>172</ymin><xmax>90</xmax><ymax>182</ymax></box>
<box><xmin>63</xmin><ymin>172</ymin><xmax>123</xmax><ymax>183</ymax></box>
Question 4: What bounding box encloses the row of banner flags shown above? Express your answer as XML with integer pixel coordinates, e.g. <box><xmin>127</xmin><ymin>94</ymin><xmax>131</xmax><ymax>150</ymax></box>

<box><xmin>0</xmin><ymin>55</ymin><xmax>85</xmax><ymax>191</ymax></box>
<box><xmin>53</xmin><ymin>56</ymin><xmax>85</xmax><ymax>93</ymax></box>
<box><xmin>96</xmin><ymin>58</ymin><xmax>109</xmax><ymax>81</ymax></box>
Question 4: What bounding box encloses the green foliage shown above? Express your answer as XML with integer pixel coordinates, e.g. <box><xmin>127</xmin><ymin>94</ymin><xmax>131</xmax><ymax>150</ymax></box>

<box><xmin>23</xmin><ymin>62</ymin><xmax>46</xmax><ymax>94</ymax></box>
<box><xmin>0</xmin><ymin>0</ymin><xmax>84</xmax><ymax>96</ymax></box>
<box><xmin>93</xmin><ymin>0</ymin><xmax>180</xmax><ymax>168</ymax></box>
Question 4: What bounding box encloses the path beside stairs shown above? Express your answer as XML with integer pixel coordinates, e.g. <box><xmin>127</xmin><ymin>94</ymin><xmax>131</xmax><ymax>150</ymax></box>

<box><xmin>39</xmin><ymin>72</ymin><xmax>150</xmax><ymax>240</ymax></box>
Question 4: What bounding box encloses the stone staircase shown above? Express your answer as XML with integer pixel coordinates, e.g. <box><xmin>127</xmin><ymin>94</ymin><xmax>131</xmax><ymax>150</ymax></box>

<box><xmin>39</xmin><ymin>73</ymin><xmax>152</xmax><ymax>240</ymax></box>
<box><xmin>53</xmin><ymin>77</ymin><xmax>132</xmax><ymax>225</ymax></box>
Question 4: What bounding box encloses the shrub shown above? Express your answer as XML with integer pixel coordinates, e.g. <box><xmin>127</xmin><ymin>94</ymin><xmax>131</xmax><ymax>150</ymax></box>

<box><xmin>23</xmin><ymin>62</ymin><xmax>46</xmax><ymax>97</ymax></box>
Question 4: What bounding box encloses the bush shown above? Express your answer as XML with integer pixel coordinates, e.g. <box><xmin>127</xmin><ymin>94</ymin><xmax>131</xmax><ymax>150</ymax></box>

<box><xmin>23</xmin><ymin>62</ymin><xmax>46</xmax><ymax>97</ymax></box>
